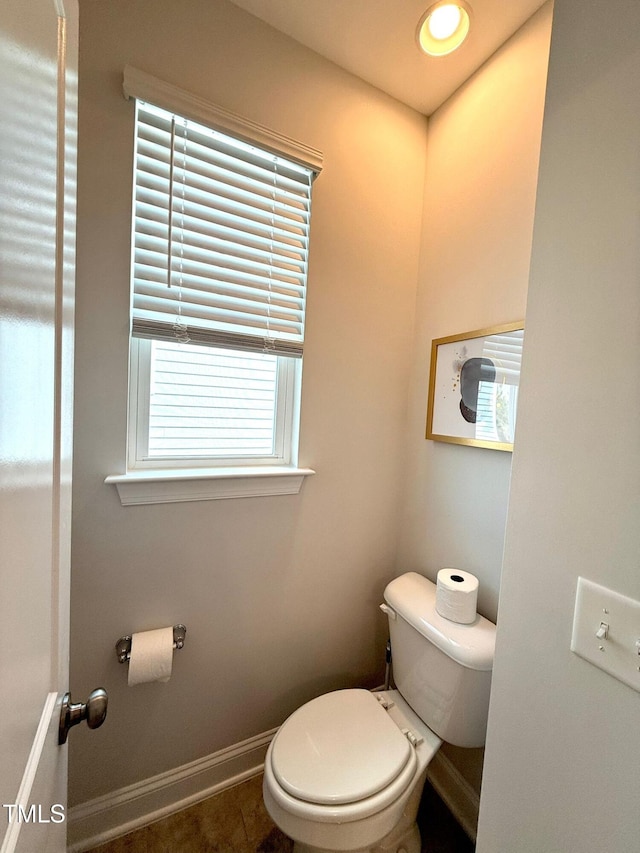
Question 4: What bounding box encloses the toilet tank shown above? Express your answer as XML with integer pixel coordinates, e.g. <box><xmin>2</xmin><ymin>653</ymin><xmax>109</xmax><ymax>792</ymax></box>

<box><xmin>383</xmin><ymin>572</ymin><xmax>496</xmax><ymax>748</ymax></box>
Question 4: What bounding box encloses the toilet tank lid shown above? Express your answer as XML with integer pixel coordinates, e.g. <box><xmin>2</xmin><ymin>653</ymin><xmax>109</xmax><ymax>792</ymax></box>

<box><xmin>383</xmin><ymin>572</ymin><xmax>496</xmax><ymax>671</ymax></box>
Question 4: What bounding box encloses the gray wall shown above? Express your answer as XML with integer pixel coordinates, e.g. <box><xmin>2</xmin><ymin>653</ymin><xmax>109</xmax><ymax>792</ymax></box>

<box><xmin>397</xmin><ymin>3</ymin><xmax>552</xmax><ymax>793</ymax></box>
<box><xmin>478</xmin><ymin>0</ymin><xmax>640</xmax><ymax>848</ymax></box>
<box><xmin>398</xmin><ymin>3</ymin><xmax>552</xmax><ymax>625</ymax></box>
<box><xmin>70</xmin><ymin>0</ymin><xmax>426</xmax><ymax>805</ymax></box>
<box><xmin>70</xmin><ymin>0</ymin><xmax>556</xmax><ymax>823</ymax></box>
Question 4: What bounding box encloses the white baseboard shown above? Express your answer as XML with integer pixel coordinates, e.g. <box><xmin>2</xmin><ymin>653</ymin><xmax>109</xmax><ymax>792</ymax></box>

<box><xmin>66</xmin><ymin>727</ymin><xmax>277</xmax><ymax>853</ymax></box>
<box><xmin>426</xmin><ymin>750</ymin><xmax>480</xmax><ymax>842</ymax></box>
<box><xmin>67</xmin><ymin>718</ymin><xmax>480</xmax><ymax>851</ymax></box>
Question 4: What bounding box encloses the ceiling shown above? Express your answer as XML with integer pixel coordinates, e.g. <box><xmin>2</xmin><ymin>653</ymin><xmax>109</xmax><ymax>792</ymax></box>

<box><xmin>228</xmin><ymin>0</ymin><xmax>548</xmax><ymax>115</ymax></box>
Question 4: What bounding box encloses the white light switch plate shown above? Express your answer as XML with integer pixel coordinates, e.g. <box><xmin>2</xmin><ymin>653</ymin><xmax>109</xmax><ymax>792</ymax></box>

<box><xmin>571</xmin><ymin>577</ymin><xmax>640</xmax><ymax>692</ymax></box>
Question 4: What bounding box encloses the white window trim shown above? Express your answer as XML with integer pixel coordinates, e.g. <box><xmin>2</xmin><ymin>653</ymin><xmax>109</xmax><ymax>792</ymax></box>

<box><xmin>109</xmin><ymin>339</ymin><xmax>315</xmax><ymax>505</ymax></box>
<box><xmin>105</xmin><ymin>466</ymin><xmax>315</xmax><ymax>506</ymax></box>
<box><xmin>122</xmin><ymin>65</ymin><xmax>323</xmax><ymax>174</ymax></box>
<box><xmin>127</xmin><ymin>339</ymin><xmax>300</xmax><ymax>471</ymax></box>
<box><xmin>110</xmin><ymin>340</ymin><xmax>314</xmax><ymax>504</ymax></box>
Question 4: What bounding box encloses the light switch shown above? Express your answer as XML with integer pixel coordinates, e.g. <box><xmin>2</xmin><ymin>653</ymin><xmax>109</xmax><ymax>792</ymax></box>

<box><xmin>571</xmin><ymin>577</ymin><xmax>640</xmax><ymax>692</ymax></box>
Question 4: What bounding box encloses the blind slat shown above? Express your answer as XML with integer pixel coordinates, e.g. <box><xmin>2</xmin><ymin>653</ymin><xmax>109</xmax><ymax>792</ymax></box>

<box><xmin>134</xmin><ymin>231</ymin><xmax>308</xmax><ymax>279</ymax></box>
<box><xmin>483</xmin><ymin>331</ymin><xmax>524</xmax><ymax>385</ymax></box>
<box><xmin>131</xmin><ymin>101</ymin><xmax>314</xmax><ymax>354</ymax></box>
<box><xmin>133</xmin><ymin>319</ymin><xmax>304</xmax><ymax>357</ymax></box>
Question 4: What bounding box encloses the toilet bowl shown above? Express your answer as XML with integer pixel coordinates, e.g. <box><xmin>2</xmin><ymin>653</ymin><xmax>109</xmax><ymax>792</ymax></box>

<box><xmin>263</xmin><ymin>688</ymin><xmax>441</xmax><ymax>853</ymax></box>
<box><xmin>263</xmin><ymin>572</ymin><xmax>496</xmax><ymax>853</ymax></box>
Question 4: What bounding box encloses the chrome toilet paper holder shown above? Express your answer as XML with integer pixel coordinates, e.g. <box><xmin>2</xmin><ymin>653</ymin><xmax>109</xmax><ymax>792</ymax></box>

<box><xmin>115</xmin><ymin>624</ymin><xmax>187</xmax><ymax>664</ymax></box>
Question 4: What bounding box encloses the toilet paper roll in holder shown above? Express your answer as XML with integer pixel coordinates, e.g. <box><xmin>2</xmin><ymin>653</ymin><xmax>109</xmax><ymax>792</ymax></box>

<box><xmin>115</xmin><ymin>624</ymin><xmax>187</xmax><ymax>664</ymax></box>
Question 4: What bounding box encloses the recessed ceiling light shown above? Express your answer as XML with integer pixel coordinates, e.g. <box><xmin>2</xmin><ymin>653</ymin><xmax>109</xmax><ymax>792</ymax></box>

<box><xmin>417</xmin><ymin>2</ymin><xmax>471</xmax><ymax>57</ymax></box>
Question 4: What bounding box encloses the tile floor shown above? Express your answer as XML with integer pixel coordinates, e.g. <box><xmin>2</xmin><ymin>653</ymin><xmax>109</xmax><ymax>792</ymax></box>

<box><xmin>85</xmin><ymin>774</ymin><xmax>474</xmax><ymax>853</ymax></box>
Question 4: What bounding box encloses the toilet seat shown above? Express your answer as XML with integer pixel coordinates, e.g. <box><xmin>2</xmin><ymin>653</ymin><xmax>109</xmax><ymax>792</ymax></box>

<box><xmin>266</xmin><ymin>689</ymin><xmax>419</xmax><ymax>823</ymax></box>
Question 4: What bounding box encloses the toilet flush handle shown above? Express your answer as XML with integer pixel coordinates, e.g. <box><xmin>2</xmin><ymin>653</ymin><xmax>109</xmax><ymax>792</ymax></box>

<box><xmin>380</xmin><ymin>604</ymin><xmax>397</xmax><ymax>620</ymax></box>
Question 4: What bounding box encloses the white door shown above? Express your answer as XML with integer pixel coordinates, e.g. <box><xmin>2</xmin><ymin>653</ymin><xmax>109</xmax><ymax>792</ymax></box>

<box><xmin>1</xmin><ymin>1</ymin><xmax>78</xmax><ymax>851</ymax></box>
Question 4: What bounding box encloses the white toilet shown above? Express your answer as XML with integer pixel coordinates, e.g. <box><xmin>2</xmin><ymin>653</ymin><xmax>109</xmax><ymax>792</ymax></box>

<box><xmin>263</xmin><ymin>571</ymin><xmax>496</xmax><ymax>853</ymax></box>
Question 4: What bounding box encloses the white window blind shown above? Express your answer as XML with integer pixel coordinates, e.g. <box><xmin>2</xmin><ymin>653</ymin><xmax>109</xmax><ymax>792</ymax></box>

<box><xmin>475</xmin><ymin>329</ymin><xmax>524</xmax><ymax>443</ymax></box>
<box><xmin>482</xmin><ymin>330</ymin><xmax>524</xmax><ymax>383</ymax></box>
<box><xmin>131</xmin><ymin>101</ymin><xmax>315</xmax><ymax>357</ymax></box>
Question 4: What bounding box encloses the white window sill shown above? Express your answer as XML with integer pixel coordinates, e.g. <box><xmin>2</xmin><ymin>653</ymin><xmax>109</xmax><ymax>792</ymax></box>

<box><xmin>105</xmin><ymin>466</ymin><xmax>316</xmax><ymax>506</ymax></box>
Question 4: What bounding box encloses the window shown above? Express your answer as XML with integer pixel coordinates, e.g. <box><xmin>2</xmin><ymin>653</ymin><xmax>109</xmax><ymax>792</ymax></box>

<box><xmin>126</xmin><ymin>98</ymin><xmax>317</xmax><ymax>476</ymax></box>
<box><xmin>129</xmin><ymin>339</ymin><xmax>297</xmax><ymax>468</ymax></box>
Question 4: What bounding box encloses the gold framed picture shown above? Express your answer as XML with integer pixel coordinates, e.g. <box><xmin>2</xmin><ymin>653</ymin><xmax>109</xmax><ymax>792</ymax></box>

<box><xmin>426</xmin><ymin>322</ymin><xmax>525</xmax><ymax>452</ymax></box>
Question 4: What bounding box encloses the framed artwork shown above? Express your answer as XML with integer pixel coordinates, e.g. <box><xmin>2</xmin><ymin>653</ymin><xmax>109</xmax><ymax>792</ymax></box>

<box><xmin>426</xmin><ymin>321</ymin><xmax>525</xmax><ymax>452</ymax></box>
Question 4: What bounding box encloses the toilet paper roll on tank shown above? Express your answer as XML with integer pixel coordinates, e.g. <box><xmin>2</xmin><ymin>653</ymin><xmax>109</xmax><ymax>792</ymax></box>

<box><xmin>128</xmin><ymin>626</ymin><xmax>175</xmax><ymax>686</ymax></box>
<box><xmin>435</xmin><ymin>568</ymin><xmax>479</xmax><ymax>624</ymax></box>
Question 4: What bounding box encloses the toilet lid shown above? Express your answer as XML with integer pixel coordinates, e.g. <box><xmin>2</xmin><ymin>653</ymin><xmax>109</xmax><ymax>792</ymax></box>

<box><xmin>270</xmin><ymin>689</ymin><xmax>413</xmax><ymax>806</ymax></box>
